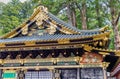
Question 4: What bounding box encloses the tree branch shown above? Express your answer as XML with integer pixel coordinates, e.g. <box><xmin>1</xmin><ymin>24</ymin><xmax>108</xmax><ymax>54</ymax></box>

<box><xmin>115</xmin><ymin>12</ymin><xmax>120</xmax><ymax>25</ymax></box>
<box><xmin>75</xmin><ymin>2</ymin><xmax>82</xmax><ymax>13</ymax></box>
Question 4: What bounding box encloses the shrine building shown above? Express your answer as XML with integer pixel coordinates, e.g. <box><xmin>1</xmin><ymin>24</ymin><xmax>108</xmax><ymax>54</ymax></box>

<box><xmin>0</xmin><ymin>6</ymin><xmax>120</xmax><ymax>79</ymax></box>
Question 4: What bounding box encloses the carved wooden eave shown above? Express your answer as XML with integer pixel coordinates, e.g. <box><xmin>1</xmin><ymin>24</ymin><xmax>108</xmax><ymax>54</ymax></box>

<box><xmin>0</xmin><ymin>30</ymin><xmax>110</xmax><ymax>48</ymax></box>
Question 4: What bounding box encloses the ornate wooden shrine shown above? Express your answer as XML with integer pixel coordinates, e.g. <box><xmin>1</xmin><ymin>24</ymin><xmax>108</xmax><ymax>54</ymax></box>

<box><xmin>0</xmin><ymin>6</ymin><xmax>120</xmax><ymax>79</ymax></box>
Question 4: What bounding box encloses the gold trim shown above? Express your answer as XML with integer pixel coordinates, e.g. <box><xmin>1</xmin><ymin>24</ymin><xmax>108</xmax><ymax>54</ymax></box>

<box><xmin>58</xmin><ymin>39</ymin><xmax>70</xmax><ymax>44</ymax></box>
<box><xmin>0</xmin><ymin>43</ymin><xmax>83</xmax><ymax>52</ymax></box>
<box><xmin>0</xmin><ymin>44</ymin><xmax>120</xmax><ymax>57</ymax></box>
<box><xmin>25</xmin><ymin>41</ymin><xmax>36</xmax><ymax>46</ymax></box>
<box><xmin>3</xmin><ymin>70</ymin><xmax>17</xmax><ymax>73</ymax></box>
<box><xmin>93</xmin><ymin>31</ymin><xmax>110</xmax><ymax>40</ymax></box>
<box><xmin>0</xmin><ymin>64</ymin><xmax>103</xmax><ymax>70</ymax></box>
<box><xmin>99</xmin><ymin>52</ymin><xmax>110</xmax><ymax>55</ymax></box>
<box><xmin>2</xmin><ymin>57</ymin><xmax>79</xmax><ymax>64</ymax></box>
<box><xmin>102</xmin><ymin>62</ymin><xmax>110</xmax><ymax>69</ymax></box>
<box><xmin>0</xmin><ymin>43</ymin><xmax>5</xmax><ymax>47</ymax></box>
<box><xmin>100</xmin><ymin>25</ymin><xmax>109</xmax><ymax>32</ymax></box>
<box><xmin>0</xmin><ymin>31</ymin><xmax>110</xmax><ymax>45</ymax></box>
<box><xmin>0</xmin><ymin>59</ymin><xmax>3</xmax><ymax>64</ymax></box>
<box><xmin>83</xmin><ymin>45</ymin><xmax>92</xmax><ymax>52</ymax></box>
<box><xmin>115</xmin><ymin>52</ymin><xmax>120</xmax><ymax>56</ymax></box>
<box><xmin>80</xmin><ymin>63</ymin><xmax>103</xmax><ymax>68</ymax></box>
<box><xmin>0</xmin><ymin>56</ymin><xmax>105</xmax><ymax>70</ymax></box>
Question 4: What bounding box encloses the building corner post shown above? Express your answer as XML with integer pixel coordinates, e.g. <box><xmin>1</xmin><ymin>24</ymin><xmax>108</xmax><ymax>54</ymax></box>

<box><xmin>102</xmin><ymin>62</ymin><xmax>109</xmax><ymax>79</ymax></box>
<box><xmin>18</xmin><ymin>70</ymin><xmax>25</xmax><ymax>79</ymax></box>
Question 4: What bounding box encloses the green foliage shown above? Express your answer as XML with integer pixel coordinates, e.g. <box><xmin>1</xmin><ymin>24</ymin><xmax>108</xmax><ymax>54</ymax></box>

<box><xmin>109</xmin><ymin>26</ymin><xmax>115</xmax><ymax>49</ymax></box>
<box><xmin>0</xmin><ymin>0</ymin><xmax>36</xmax><ymax>34</ymax></box>
<box><xmin>0</xmin><ymin>0</ymin><xmax>22</xmax><ymax>33</ymax></box>
<box><xmin>0</xmin><ymin>29</ymin><xmax>3</xmax><ymax>36</ymax></box>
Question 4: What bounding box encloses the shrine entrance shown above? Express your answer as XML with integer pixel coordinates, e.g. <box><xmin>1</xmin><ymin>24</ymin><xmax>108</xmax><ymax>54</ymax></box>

<box><xmin>25</xmin><ymin>70</ymin><xmax>52</xmax><ymax>79</ymax></box>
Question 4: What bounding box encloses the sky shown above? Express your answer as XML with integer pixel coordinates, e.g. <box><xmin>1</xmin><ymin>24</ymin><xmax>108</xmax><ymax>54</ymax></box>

<box><xmin>0</xmin><ymin>0</ymin><xmax>27</xmax><ymax>4</ymax></box>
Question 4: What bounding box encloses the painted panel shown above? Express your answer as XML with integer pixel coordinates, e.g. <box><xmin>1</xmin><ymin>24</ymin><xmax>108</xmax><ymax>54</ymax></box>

<box><xmin>60</xmin><ymin>69</ymin><xmax>77</xmax><ymax>79</ymax></box>
<box><xmin>80</xmin><ymin>52</ymin><xmax>103</xmax><ymax>63</ymax></box>
<box><xmin>3</xmin><ymin>73</ymin><xmax>16</xmax><ymax>78</ymax></box>
<box><xmin>2</xmin><ymin>70</ymin><xmax>17</xmax><ymax>79</ymax></box>
<box><xmin>80</xmin><ymin>68</ymin><xmax>103</xmax><ymax>79</ymax></box>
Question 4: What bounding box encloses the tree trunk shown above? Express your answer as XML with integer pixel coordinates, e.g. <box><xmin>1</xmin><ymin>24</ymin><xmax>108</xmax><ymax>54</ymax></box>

<box><xmin>96</xmin><ymin>0</ymin><xmax>101</xmax><ymax>27</ymax></box>
<box><xmin>111</xmin><ymin>12</ymin><xmax>120</xmax><ymax>50</ymax></box>
<box><xmin>71</xmin><ymin>8</ymin><xmax>77</xmax><ymax>27</ymax></box>
<box><xmin>66</xmin><ymin>4</ymin><xmax>77</xmax><ymax>27</ymax></box>
<box><xmin>113</xmin><ymin>24</ymin><xmax>120</xmax><ymax>50</ymax></box>
<box><xmin>75</xmin><ymin>1</ymin><xmax>87</xmax><ymax>30</ymax></box>
<box><xmin>81</xmin><ymin>1</ymin><xmax>87</xmax><ymax>30</ymax></box>
<box><xmin>66</xmin><ymin>4</ymin><xmax>72</xmax><ymax>25</ymax></box>
<box><xmin>110</xmin><ymin>0</ymin><xmax>120</xmax><ymax>50</ymax></box>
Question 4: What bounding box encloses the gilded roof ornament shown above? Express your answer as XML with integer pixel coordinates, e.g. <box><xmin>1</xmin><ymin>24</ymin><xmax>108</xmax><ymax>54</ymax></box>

<box><xmin>34</xmin><ymin>6</ymin><xmax>48</xmax><ymax>13</ymax></box>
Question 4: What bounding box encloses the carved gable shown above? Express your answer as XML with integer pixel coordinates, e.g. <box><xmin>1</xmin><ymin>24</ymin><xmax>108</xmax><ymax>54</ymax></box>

<box><xmin>2</xmin><ymin>6</ymin><xmax>80</xmax><ymax>39</ymax></box>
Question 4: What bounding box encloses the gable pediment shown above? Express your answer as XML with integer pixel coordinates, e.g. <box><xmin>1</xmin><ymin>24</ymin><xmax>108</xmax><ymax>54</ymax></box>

<box><xmin>1</xmin><ymin>6</ymin><xmax>81</xmax><ymax>39</ymax></box>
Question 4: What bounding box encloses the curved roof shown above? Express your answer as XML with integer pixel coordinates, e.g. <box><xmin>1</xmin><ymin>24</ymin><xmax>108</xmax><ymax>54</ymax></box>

<box><xmin>0</xmin><ymin>6</ymin><xmax>109</xmax><ymax>39</ymax></box>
